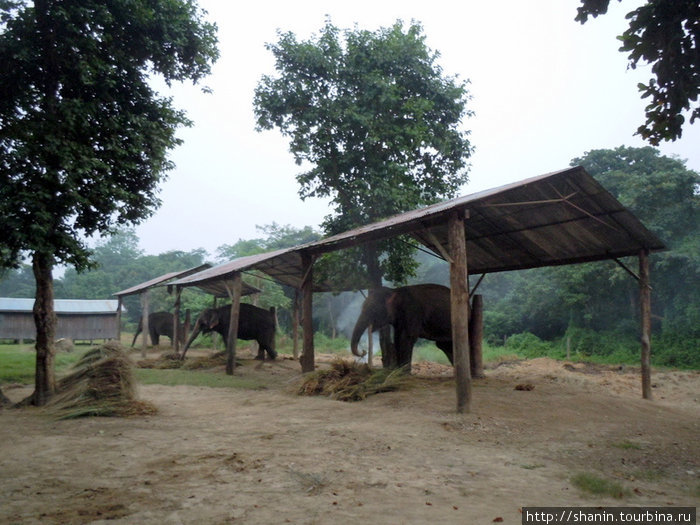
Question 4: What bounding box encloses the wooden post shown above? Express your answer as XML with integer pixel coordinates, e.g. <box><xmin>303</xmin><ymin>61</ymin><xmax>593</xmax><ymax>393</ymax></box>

<box><xmin>173</xmin><ymin>286</ymin><xmax>182</xmax><ymax>355</ymax></box>
<box><xmin>140</xmin><ymin>290</ymin><xmax>150</xmax><ymax>358</ymax></box>
<box><xmin>184</xmin><ymin>309</ymin><xmax>191</xmax><ymax>346</ymax></box>
<box><xmin>448</xmin><ymin>210</ymin><xmax>471</xmax><ymax>413</ymax></box>
<box><xmin>292</xmin><ymin>289</ymin><xmax>300</xmax><ymax>359</ymax></box>
<box><xmin>469</xmin><ymin>294</ymin><xmax>484</xmax><ymax>379</ymax></box>
<box><xmin>300</xmin><ymin>251</ymin><xmax>315</xmax><ymax>373</ymax></box>
<box><xmin>224</xmin><ymin>273</ymin><xmax>243</xmax><ymax>375</ymax></box>
<box><xmin>639</xmin><ymin>249</ymin><xmax>652</xmax><ymax>400</ymax></box>
<box><xmin>116</xmin><ymin>297</ymin><xmax>122</xmax><ymax>343</ymax></box>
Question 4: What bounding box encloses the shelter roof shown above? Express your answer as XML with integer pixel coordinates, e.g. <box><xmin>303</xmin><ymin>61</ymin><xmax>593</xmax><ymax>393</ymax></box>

<box><xmin>171</xmin><ymin>167</ymin><xmax>666</xmax><ymax>292</ymax></box>
<box><xmin>169</xmin><ymin>248</ymin><xmax>335</xmax><ymax>294</ymax></box>
<box><xmin>0</xmin><ymin>298</ymin><xmax>119</xmax><ymax>314</ymax></box>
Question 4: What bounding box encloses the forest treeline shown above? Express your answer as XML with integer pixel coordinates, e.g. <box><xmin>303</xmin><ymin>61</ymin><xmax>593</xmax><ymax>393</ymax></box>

<box><xmin>1</xmin><ymin>147</ymin><xmax>698</xmax><ymax>367</ymax></box>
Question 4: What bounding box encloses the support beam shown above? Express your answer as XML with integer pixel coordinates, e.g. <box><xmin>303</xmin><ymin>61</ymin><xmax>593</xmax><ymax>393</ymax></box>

<box><xmin>448</xmin><ymin>210</ymin><xmax>472</xmax><ymax>413</ymax></box>
<box><xmin>224</xmin><ymin>273</ymin><xmax>243</xmax><ymax>376</ymax></box>
<box><xmin>300</xmin><ymin>251</ymin><xmax>315</xmax><ymax>373</ymax></box>
<box><xmin>116</xmin><ymin>297</ymin><xmax>122</xmax><ymax>343</ymax></box>
<box><xmin>173</xmin><ymin>286</ymin><xmax>182</xmax><ymax>355</ymax></box>
<box><xmin>639</xmin><ymin>249</ymin><xmax>652</xmax><ymax>399</ymax></box>
<box><xmin>140</xmin><ymin>290</ymin><xmax>150</xmax><ymax>358</ymax></box>
<box><xmin>469</xmin><ymin>294</ymin><xmax>484</xmax><ymax>379</ymax></box>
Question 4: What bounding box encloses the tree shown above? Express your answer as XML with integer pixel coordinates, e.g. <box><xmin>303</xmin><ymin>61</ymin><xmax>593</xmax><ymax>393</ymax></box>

<box><xmin>576</xmin><ymin>0</ymin><xmax>699</xmax><ymax>144</ymax></box>
<box><xmin>0</xmin><ymin>1</ymin><xmax>218</xmax><ymax>405</ymax></box>
<box><xmin>254</xmin><ymin>19</ymin><xmax>473</xmax><ymax>287</ymax></box>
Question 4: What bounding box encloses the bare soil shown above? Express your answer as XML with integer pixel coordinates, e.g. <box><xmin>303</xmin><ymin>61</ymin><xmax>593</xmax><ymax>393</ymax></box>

<box><xmin>1</xmin><ymin>350</ymin><xmax>698</xmax><ymax>524</ymax></box>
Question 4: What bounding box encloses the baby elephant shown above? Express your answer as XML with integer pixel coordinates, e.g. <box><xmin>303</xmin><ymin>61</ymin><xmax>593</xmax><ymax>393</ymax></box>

<box><xmin>181</xmin><ymin>304</ymin><xmax>276</xmax><ymax>360</ymax></box>
<box><xmin>131</xmin><ymin>311</ymin><xmax>184</xmax><ymax>347</ymax></box>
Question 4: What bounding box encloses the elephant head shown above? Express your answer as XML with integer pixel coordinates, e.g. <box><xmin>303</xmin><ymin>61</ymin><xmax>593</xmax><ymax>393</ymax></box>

<box><xmin>350</xmin><ymin>287</ymin><xmax>394</xmax><ymax>358</ymax></box>
<box><xmin>181</xmin><ymin>307</ymin><xmax>224</xmax><ymax>359</ymax></box>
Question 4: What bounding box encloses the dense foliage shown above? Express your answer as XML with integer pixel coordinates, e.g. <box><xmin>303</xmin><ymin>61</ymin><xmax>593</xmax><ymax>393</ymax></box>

<box><xmin>254</xmin><ymin>19</ymin><xmax>473</xmax><ymax>286</ymax></box>
<box><xmin>576</xmin><ymin>0</ymin><xmax>699</xmax><ymax>144</ymax></box>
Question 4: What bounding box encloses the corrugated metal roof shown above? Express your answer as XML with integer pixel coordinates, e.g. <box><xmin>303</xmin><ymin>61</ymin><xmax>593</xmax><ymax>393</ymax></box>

<box><xmin>0</xmin><ymin>298</ymin><xmax>119</xmax><ymax>313</ymax></box>
<box><xmin>113</xmin><ymin>264</ymin><xmax>214</xmax><ymax>297</ymax></box>
<box><xmin>170</xmin><ymin>167</ymin><xmax>666</xmax><ymax>292</ymax></box>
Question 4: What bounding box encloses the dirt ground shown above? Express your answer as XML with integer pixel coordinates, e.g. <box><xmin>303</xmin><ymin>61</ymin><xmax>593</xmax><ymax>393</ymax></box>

<box><xmin>1</xmin><ymin>349</ymin><xmax>698</xmax><ymax>525</ymax></box>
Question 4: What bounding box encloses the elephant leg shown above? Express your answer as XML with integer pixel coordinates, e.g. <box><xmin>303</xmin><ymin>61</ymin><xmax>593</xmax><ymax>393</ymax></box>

<box><xmin>436</xmin><ymin>341</ymin><xmax>454</xmax><ymax>365</ymax></box>
<box><xmin>379</xmin><ymin>326</ymin><xmax>397</xmax><ymax>369</ymax></box>
<box><xmin>393</xmin><ymin>327</ymin><xmax>415</xmax><ymax>371</ymax></box>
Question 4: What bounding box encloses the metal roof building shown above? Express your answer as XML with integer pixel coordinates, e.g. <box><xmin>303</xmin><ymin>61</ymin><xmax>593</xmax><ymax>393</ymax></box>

<box><xmin>0</xmin><ymin>298</ymin><xmax>120</xmax><ymax>342</ymax></box>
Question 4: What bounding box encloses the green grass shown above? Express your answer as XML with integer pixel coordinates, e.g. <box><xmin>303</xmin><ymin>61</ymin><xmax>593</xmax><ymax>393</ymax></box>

<box><xmin>571</xmin><ymin>472</ymin><xmax>630</xmax><ymax>499</ymax></box>
<box><xmin>0</xmin><ymin>344</ymin><xmax>90</xmax><ymax>384</ymax></box>
<box><xmin>134</xmin><ymin>368</ymin><xmax>271</xmax><ymax>389</ymax></box>
<box><xmin>611</xmin><ymin>440</ymin><xmax>642</xmax><ymax>450</ymax></box>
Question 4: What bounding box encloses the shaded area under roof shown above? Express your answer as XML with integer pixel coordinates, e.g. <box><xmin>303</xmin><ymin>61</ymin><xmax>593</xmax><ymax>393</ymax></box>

<box><xmin>171</xmin><ymin>167</ymin><xmax>666</xmax><ymax>292</ymax></box>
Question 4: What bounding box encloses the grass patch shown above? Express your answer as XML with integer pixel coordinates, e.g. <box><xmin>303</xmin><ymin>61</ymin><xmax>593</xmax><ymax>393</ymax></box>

<box><xmin>611</xmin><ymin>440</ymin><xmax>642</xmax><ymax>450</ymax></box>
<box><xmin>134</xmin><ymin>368</ymin><xmax>269</xmax><ymax>389</ymax></box>
<box><xmin>571</xmin><ymin>472</ymin><xmax>630</xmax><ymax>499</ymax></box>
<box><xmin>0</xmin><ymin>344</ymin><xmax>92</xmax><ymax>384</ymax></box>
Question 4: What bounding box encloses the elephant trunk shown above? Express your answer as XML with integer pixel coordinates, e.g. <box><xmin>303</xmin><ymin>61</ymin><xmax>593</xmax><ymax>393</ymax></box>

<box><xmin>180</xmin><ymin>318</ymin><xmax>203</xmax><ymax>360</ymax></box>
<box><xmin>350</xmin><ymin>313</ymin><xmax>369</xmax><ymax>358</ymax></box>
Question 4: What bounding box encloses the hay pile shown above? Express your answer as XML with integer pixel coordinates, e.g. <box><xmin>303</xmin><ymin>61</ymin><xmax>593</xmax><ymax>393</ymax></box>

<box><xmin>297</xmin><ymin>359</ymin><xmax>408</xmax><ymax>401</ymax></box>
<box><xmin>137</xmin><ymin>351</ymin><xmax>231</xmax><ymax>370</ymax></box>
<box><xmin>47</xmin><ymin>342</ymin><xmax>157</xmax><ymax>419</ymax></box>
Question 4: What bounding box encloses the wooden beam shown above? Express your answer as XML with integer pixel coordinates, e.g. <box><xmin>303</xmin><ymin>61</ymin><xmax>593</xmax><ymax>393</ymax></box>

<box><xmin>224</xmin><ymin>273</ymin><xmax>243</xmax><ymax>376</ymax></box>
<box><xmin>448</xmin><ymin>210</ymin><xmax>472</xmax><ymax>413</ymax></box>
<box><xmin>140</xmin><ymin>290</ymin><xmax>150</xmax><ymax>358</ymax></box>
<box><xmin>173</xmin><ymin>286</ymin><xmax>182</xmax><ymax>355</ymax></box>
<box><xmin>300</xmin><ymin>251</ymin><xmax>315</xmax><ymax>373</ymax></box>
<box><xmin>639</xmin><ymin>249</ymin><xmax>652</xmax><ymax>399</ymax></box>
<box><xmin>421</xmin><ymin>228</ymin><xmax>454</xmax><ymax>264</ymax></box>
<box><xmin>116</xmin><ymin>297</ymin><xmax>122</xmax><ymax>343</ymax></box>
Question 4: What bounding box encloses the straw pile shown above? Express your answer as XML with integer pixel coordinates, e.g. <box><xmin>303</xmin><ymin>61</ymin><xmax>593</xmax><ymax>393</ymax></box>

<box><xmin>137</xmin><ymin>351</ymin><xmax>231</xmax><ymax>370</ymax></box>
<box><xmin>297</xmin><ymin>359</ymin><xmax>408</xmax><ymax>401</ymax></box>
<box><xmin>47</xmin><ymin>342</ymin><xmax>157</xmax><ymax>419</ymax></box>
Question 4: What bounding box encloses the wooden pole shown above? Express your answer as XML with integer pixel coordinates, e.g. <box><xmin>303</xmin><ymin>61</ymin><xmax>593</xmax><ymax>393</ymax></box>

<box><xmin>469</xmin><ymin>294</ymin><xmax>484</xmax><ymax>379</ymax></box>
<box><xmin>225</xmin><ymin>273</ymin><xmax>243</xmax><ymax>375</ymax></box>
<box><xmin>116</xmin><ymin>297</ymin><xmax>122</xmax><ymax>343</ymax></box>
<box><xmin>140</xmin><ymin>290</ymin><xmax>150</xmax><ymax>358</ymax></box>
<box><xmin>448</xmin><ymin>210</ymin><xmax>471</xmax><ymax>413</ymax></box>
<box><xmin>300</xmin><ymin>251</ymin><xmax>315</xmax><ymax>373</ymax></box>
<box><xmin>173</xmin><ymin>286</ymin><xmax>182</xmax><ymax>355</ymax></box>
<box><xmin>639</xmin><ymin>249</ymin><xmax>652</xmax><ymax>399</ymax></box>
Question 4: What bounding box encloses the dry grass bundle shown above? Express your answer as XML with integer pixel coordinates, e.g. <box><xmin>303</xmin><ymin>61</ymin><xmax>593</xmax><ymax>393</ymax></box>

<box><xmin>182</xmin><ymin>352</ymin><xmax>229</xmax><ymax>370</ymax></box>
<box><xmin>137</xmin><ymin>353</ymin><xmax>184</xmax><ymax>369</ymax></box>
<box><xmin>48</xmin><ymin>342</ymin><xmax>157</xmax><ymax>419</ymax></box>
<box><xmin>297</xmin><ymin>359</ymin><xmax>408</xmax><ymax>401</ymax></box>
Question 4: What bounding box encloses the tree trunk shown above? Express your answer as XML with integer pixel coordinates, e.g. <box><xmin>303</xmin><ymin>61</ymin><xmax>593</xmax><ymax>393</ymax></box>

<box><xmin>32</xmin><ymin>251</ymin><xmax>57</xmax><ymax>406</ymax></box>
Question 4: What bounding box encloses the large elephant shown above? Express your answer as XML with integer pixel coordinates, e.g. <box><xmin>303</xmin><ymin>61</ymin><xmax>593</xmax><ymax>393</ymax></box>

<box><xmin>181</xmin><ymin>304</ymin><xmax>277</xmax><ymax>361</ymax></box>
<box><xmin>350</xmin><ymin>284</ymin><xmax>454</xmax><ymax>369</ymax></box>
<box><xmin>131</xmin><ymin>311</ymin><xmax>184</xmax><ymax>347</ymax></box>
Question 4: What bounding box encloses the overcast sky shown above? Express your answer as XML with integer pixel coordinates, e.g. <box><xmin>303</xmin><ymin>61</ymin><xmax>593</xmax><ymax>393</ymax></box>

<box><xmin>132</xmin><ymin>0</ymin><xmax>700</xmax><ymax>258</ymax></box>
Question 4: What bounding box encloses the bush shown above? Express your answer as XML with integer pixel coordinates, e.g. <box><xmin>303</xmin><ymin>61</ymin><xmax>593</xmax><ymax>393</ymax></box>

<box><xmin>504</xmin><ymin>332</ymin><xmax>554</xmax><ymax>358</ymax></box>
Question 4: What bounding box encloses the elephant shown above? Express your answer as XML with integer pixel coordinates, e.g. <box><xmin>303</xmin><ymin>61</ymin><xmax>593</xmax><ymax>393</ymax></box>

<box><xmin>350</xmin><ymin>284</ymin><xmax>454</xmax><ymax>370</ymax></box>
<box><xmin>181</xmin><ymin>303</ymin><xmax>277</xmax><ymax>361</ymax></box>
<box><xmin>131</xmin><ymin>311</ymin><xmax>184</xmax><ymax>347</ymax></box>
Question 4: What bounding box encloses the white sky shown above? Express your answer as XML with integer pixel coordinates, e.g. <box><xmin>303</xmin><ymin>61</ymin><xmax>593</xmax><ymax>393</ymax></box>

<box><xmin>133</xmin><ymin>0</ymin><xmax>700</xmax><ymax>258</ymax></box>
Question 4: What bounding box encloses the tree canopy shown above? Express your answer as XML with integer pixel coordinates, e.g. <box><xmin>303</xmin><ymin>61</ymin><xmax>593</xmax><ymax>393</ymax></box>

<box><xmin>576</xmin><ymin>0</ymin><xmax>699</xmax><ymax>144</ymax></box>
<box><xmin>0</xmin><ymin>0</ymin><xmax>218</xmax><ymax>404</ymax></box>
<box><xmin>254</xmin><ymin>19</ymin><xmax>473</xmax><ymax>286</ymax></box>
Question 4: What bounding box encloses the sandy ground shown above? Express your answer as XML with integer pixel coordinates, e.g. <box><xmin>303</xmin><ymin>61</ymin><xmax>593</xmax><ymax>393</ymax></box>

<box><xmin>1</xmin><ymin>350</ymin><xmax>698</xmax><ymax>525</ymax></box>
